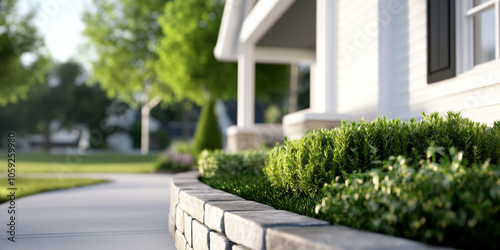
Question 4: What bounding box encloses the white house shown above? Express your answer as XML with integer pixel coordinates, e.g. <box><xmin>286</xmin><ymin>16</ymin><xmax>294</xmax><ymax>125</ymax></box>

<box><xmin>215</xmin><ymin>0</ymin><xmax>500</xmax><ymax>152</ymax></box>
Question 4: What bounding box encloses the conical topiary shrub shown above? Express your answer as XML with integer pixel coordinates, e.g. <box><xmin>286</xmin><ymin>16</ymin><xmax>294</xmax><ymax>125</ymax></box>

<box><xmin>192</xmin><ymin>98</ymin><xmax>222</xmax><ymax>157</ymax></box>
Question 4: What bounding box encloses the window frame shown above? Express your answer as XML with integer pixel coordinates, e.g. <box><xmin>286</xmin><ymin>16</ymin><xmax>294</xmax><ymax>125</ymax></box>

<box><xmin>457</xmin><ymin>0</ymin><xmax>500</xmax><ymax>75</ymax></box>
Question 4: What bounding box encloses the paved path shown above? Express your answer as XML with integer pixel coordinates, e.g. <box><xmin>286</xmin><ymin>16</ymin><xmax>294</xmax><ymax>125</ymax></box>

<box><xmin>0</xmin><ymin>173</ymin><xmax>176</xmax><ymax>250</ymax></box>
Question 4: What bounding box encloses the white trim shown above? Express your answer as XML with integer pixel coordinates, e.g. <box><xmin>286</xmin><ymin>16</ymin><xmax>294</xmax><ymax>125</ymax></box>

<box><xmin>467</xmin><ymin>0</ymin><xmax>495</xmax><ymax>16</ymax></box>
<box><xmin>214</xmin><ymin>0</ymin><xmax>246</xmax><ymax>61</ymax></box>
<box><xmin>495</xmin><ymin>0</ymin><xmax>500</xmax><ymax>59</ymax></box>
<box><xmin>254</xmin><ymin>47</ymin><xmax>315</xmax><ymax>63</ymax></box>
<box><xmin>458</xmin><ymin>0</ymin><xmax>500</xmax><ymax>73</ymax></box>
<box><xmin>240</xmin><ymin>0</ymin><xmax>295</xmax><ymax>44</ymax></box>
<box><xmin>214</xmin><ymin>0</ymin><xmax>256</xmax><ymax>62</ymax></box>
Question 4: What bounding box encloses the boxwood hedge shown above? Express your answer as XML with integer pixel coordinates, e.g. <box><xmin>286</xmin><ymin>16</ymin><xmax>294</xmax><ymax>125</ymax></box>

<box><xmin>198</xmin><ymin>149</ymin><xmax>267</xmax><ymax>178</ymax></box>
<box><xmin>316</xmin><ymin>147</ymin><xmax>500</xmax><ymax>249</ymax></box>
<box><xmin>265</xmin><ymin>112</ymin><xmax>500</xmax><ymax>195</ymax></box>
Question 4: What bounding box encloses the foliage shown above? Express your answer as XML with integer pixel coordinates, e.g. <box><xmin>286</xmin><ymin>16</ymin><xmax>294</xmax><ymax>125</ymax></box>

<box><xmin>192</xmin><ymin>99</ymin><xmax>222</xmax><ymax>156</ymax></box>
<box><xmin>0</xmin><ymin>61</ymin><xmax>113</xmax><ymax>149</ymax></box>
<box><xmin>82</xmin><ymin>0</ymin><xmax>170</xmax><ymax>106</ymax></box>
<box><xmin>0</xmin><ymin>0</ymin><xmax>49</xmax><ymax>106</ymax></box>
<box><xmin>129</xmin><ymin>121</ymin><xmax>171</xmax><ymax>149</ymax></box>
<box><xmin>155</xmin><ymin>129</ymin><xmax>171</xmax><ymax>149</ymax></box>
<box><xmin>0</xmin><ymin>178</ymin><xmax>109</xmax><ymax>204</ymax></box>
<box><xmin>154</xmin><ymin>149</ymin><xmax>194</xmax><ymax>171</ymax></box>
<box><xmin>172</xmin><ymin>140</ymin><xmax>195</xmax><ymax>157</ymax></box>
<box><xmin>265</xmin><ymin>112</ymin><xmax>500</xmax><ymax>195</ymax></box>
<box><xmin>155</xmin><ymin>0</ymin><xmax>289</xmax><ymax>105</ymax></box>
<box><xmin>198</xmin><ymin>149</ymin><xmax>267</xmax><ymax>178</ymax></box>
<box><xmin>202</xmin><ymin>173</ymin><xmax>324</xmax><ymax>219</ymax></box>
<box><xmin>316</xmin><ymin>147</ymin><xmax>500</xmax><ymax>249</ymax></box>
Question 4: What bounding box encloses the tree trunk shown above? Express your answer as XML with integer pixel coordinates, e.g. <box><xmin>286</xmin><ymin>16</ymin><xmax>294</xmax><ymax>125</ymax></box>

<box><xmin>140</xmin><ymin>96</ymin><xmax>162</xmax><ymax>155</ymax></box>
<box><xmin>141</xmin><ymin>106</ymin><xmax>150</xmax><ymax>155</ymax></box>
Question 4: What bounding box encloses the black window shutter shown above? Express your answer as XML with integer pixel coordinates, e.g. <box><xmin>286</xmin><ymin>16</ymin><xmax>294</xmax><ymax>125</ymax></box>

<box><xmin>427</xmin><ymin>0</ymin><xmax>456</xmax><ymax>84</ymax></box>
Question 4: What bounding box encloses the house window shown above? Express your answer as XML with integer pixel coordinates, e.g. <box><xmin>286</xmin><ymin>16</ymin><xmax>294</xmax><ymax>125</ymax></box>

<box><xmin>468</xmin><ymin>0</ymin><xmax>497</xmax><ymax>65</ymax></box>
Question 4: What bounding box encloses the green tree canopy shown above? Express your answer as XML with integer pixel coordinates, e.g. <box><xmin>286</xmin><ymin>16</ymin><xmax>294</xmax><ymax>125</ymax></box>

<box><xmin>155</xmin><ymin>0</ymin><xmax>290</xmax><ymax>105</ymax></box>
<box><xmin>82</xmin><ymin>0</ymin><xmax>170</xmax><ymax>107</ymax></box>
<box><xmin>0</xmin><ymin>61</ymin><xmax>113</xmax><ymax>150</ymax></box>
<box><xmin>0</xmin><ymin>0</ymin><xmax>49</xmax><ymax>105</ymax></box>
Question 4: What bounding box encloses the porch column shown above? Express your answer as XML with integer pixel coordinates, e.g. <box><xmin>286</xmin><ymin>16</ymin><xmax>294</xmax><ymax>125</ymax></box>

<box><xmin>282</xmin><ymin>0</ymin><xmax>341</xmax><ymax>140</ymax></box>
<box><xmin>315</xmin><ymin>0</ymin><xmax>337</xmax><ymax>114</ymax></box>
<box><xmin>228</xmin><ymin>43</ymin><xmax>258</xmax><ymax>152</ymax></box>
<box><xmin>237</xmin><ymin>43</ymin><xmax>255</xmax><ymax>128</ymax></box>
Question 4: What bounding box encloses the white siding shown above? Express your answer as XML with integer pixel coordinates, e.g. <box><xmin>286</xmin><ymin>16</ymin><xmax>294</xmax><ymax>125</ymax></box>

<box><xmin>400</xmin><ymin>0</ymin><xmax>500</xmax><ymax>125</ymax></box>
<box><xmin>336</xmin><ymin>0</ymin><xmax>379</xmax><ymax>118</ymax></box>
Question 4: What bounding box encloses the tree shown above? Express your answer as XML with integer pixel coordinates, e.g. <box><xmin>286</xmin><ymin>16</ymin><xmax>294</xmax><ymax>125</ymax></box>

<box><xmin>192</xmin><ymin>98</ymin><xmax>221</xmax><ymax>156</ymax></box>
<box><xmin>0</xmin><ymin>61</ymin><xmax>113</xmax><ymax>151</ymax></box>
<box><xmin>82</xmin><ymin>0</ymin><xmax>170</xmax><ymax>154</ymax></box>
<box><xmin>0</xmin><ymin>0</ymin><xmax>49</xmax><ymax>106</ymax></box>
<box><xmin>155</xmin><ymin>0</ymin><xmax>290</xmax><ymax>105</ymax></box>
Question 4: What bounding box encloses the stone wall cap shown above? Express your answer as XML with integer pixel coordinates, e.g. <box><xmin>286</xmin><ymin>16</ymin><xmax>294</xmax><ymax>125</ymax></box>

<box><xmin>266</xmin><ymin>226</ymin><xmax>453</xmax><ymax>250</ymax></box>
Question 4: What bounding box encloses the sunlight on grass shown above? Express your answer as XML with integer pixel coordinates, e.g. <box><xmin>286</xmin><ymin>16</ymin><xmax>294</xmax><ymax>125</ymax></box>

<box><xmin>0</xmin><ymin>152</ymin><xmax>158</xmax><ymax>173</ymax></box>
<box><xmin>0</xmin><ymin>178</ymin><xmax>109</xmax><ymax>204</ymax></box>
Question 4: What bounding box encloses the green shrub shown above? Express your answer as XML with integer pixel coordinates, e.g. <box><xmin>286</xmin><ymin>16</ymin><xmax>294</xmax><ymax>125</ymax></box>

<box><xmin>129</xmin><ymin>121</ymin><xmax>171</xmax><ymax>149</ymax></box>
<box><xmin>192</xmin><ymin>99</ymin><xmax>222</xmax><ymax>157</ymax></box>
<box><xmin>173</xmin><ymin>140</ymin><xmax>195</xmax><ymax>157</ymax></box>
<box><xmin>265</xmin><ymin>112</ymin><xmax>500</xmax><ymax>194</ymax></box>
<box><xmin>316</xmin><ymin>147</ymin><xmax>500</xmax><ymax>249</ymax></box>
<box><xmin>154</xmin><ymin>129</ymin><xmax>171</xmax><ymax>150</ymax></box>
<box><xmin>198</xmin><ymin>149</ymin><xmax>267</xmax><ymax>178</ymax></box>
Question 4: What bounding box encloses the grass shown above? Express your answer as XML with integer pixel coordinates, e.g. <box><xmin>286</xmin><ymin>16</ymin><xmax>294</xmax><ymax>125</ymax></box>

<box><xmin>0</xmin><ymin>152</ymin><xmax>158</xmax><ymax>173</ymax></box>
<box><xmin>201</xmin><ymin>173</ymin><xmax>326</xmax><ymax>220</ymax></box>
<box><xmin>0</xmin><ymin>178</ymin><xmax>109</xmax><ymax>204</ymax></box>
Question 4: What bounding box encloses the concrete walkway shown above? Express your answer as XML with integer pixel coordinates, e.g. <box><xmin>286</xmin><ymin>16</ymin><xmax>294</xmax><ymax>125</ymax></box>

<box><xmin>0</xmin><ymin>173</ymin><xmax>176</xmax><ymax>250</ymax></box>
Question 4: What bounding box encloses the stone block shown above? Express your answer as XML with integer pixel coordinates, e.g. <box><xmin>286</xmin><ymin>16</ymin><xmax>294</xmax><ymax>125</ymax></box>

<box><xmin>176</xmin><ymin>205</ymin><xmax>185</xmax><ymax>233</ymax></box>
<box><xmin>232</xmin><ymin>245</ymin><xmax>251</xmax><ymax>250</ymax></box>
<box><xmin>170</xmin><ymin>201</ymin><xmax>177</xmax><ymax>224</ymax></box>
<box><xmin>192</xmin><ymin>219</ymin><xmax>211</xmax><ymax>250</ymax></box>
<box><xmin>184</xmin><ymin>213</ymin><xmax>194</xmax><ymax>247</ymax></box>
<box><xmin>173</xmin><ymin>171</ymin><xmax>201</xmax><ymax>180</ymax></box>
<box><xmin>266</xmin><ymin>226</ymin><xmax>442</xmax><ymax>250</ymax></box>
<box><xmin>224</xmin><ymin>210</ymin><xmax>329</xmax><ymax>250</ymax></box>
<box><xmin>175</xmin><ymin>229</ymin><xmax>187</xmax><ymax>250</ymax></box>
<box><xmin>179</xmin><ymin>189</ymin><xmax>244</xmax><ymax>222</ymax></box>
<box><xmin>171</xmin><ymin>180</ymin><xmax>213</xmax><ymax>209</ymax></box>
<box><xmin>209</xmin><ymin>231</ymin><xmax>234</xmax><ymax>250</ymax></box>
<box><xmin>205</xmin><ymin>200</ymin><xmax>275</xmax><ymax>233</ymax></box>
<box><xmin>169</xmin><ymin>215</ymin><xmax>175</xmax><ymax>241</ymax></box>
<box><xmin>227</xmin><ymin>126</ymin><xmax>259</xmax><ymax>152</ymax></box>
<box><xmin>186</xmin><ymin>242</ymin><xmax>193</xmax><ymax>250</ymax></box>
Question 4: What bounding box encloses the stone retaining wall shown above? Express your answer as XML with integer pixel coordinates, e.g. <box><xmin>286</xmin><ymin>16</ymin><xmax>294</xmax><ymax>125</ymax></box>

<box><xmin>169</xmin><ymin>171</ymin><xmax>444</xmax><ymax>250</ymax></box>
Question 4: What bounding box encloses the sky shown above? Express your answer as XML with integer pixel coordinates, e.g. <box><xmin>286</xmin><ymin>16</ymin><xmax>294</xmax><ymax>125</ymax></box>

<box><xmin>19</xmin><ymin>0</ymin><xmax>91</xmax><ymax>63</ymax></box>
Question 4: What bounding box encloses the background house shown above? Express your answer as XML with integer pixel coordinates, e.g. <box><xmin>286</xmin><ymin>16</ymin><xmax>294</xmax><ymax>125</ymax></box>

<box><xmin>215</xmin><ymin>0</ymin><xmax>500</xmax><ymax>151</ymax></box>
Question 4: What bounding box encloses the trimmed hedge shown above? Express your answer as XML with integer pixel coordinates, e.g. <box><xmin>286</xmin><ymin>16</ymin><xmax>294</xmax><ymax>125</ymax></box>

<box><xmin>198</xmin><ymin>149</ymin><xmax>267</xmax><ymax>178</ymax></box>
<box><xmin>265</xmin><ymin>112</ymin><xmax>500</xmax><ymax>195</ymax></box>
<box><xmin>316</xmin><ymin>147</ymin><xmax>500</xmax><ymax>249</ymax></box>
<box><xmin>192</xmin><ymin>99</ymin><xmax>222</xmax><ymax>157</ymax></box>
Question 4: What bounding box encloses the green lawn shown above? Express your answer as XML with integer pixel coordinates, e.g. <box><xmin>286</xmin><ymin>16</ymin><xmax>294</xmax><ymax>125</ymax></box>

<box><xmin>0</xmin><ymin>152</ymin><xmax>159</xmax><ymax>173</ymax></box>
<box><xmin>0</xmin><ymin>178</ymin><xmax>109</xmax><ymax>203</ymax></box>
